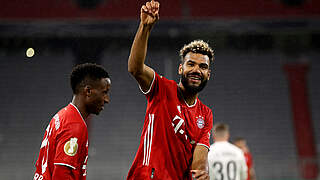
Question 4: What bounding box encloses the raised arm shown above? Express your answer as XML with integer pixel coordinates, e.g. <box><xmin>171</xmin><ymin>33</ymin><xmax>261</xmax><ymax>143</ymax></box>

<box><xmin>128</xmin><ymin>0</ymin><xmax>160</xmax><ymax>92</ymax></box>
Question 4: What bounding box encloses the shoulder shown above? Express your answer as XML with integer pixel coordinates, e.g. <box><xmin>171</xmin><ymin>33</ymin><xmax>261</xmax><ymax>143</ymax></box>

<box><xmin>152</xmin><ymin>72</ymin><xmax>178</xmax><ymax>96</ymax></box>
<box><xmin>209</xmin><ymin>142</ymin><xmax>222</xmax><ymax>150</ymax></box>
<box><xmin>61</xmin><ymin>104</ymin><xmax>85</xmax><ymax>123</ymax></box>
<box><xmin>197</xmin><ymin>99</ymin><xmax>213</xmax><ymax>113</ymax></box>
<box><xmin>147</xmin><ymin>71</ymin><xmax>177</xmax><ymax>93</ymax></box>
<box><xmin>56</xmin><ymin>105</ymin><xmax>87</xmax><ymax>134</ymax></box>
<box><xmin>156</xmin><ymin>72</ymin><xmax>177</xmax><ymax>87</ymax></box>
<box><xmin>227</xmin><ymin>143</ymin><xmax>245</xmax><ymax>155</ymax></box>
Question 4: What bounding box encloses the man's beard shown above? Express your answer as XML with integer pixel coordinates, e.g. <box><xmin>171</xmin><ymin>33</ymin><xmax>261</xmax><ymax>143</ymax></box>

<box><xmin>181</xmin><ymin>73</ymin><xmax>208</xmax><ymax>94</ymax></box>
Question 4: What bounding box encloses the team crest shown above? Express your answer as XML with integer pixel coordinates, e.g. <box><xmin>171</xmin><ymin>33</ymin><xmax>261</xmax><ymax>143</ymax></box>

<box><xmin>196</xmin><ymin>116</ymin><xmax>205</xmax><ymax>129</ymax></box>
<box><xmin>64</xmin><ymin>138</ymin><xmax>78</xmax><ymax>156</ymax></box>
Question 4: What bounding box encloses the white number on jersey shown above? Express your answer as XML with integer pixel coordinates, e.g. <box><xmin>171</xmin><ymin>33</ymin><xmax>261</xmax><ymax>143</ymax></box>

<box><xmin>212</xmin><ymin>161</ymin><xmax>237</xmax><ymax>180</ymax></box>
<box><xmin>34</xmin><ymin>173</ymin><xmax>43</xmax><ymax>180</ymax></box>
<box><xmin>40</xmin><ymin>124</ymin><xmax>53</xmax><ymax>174</ymax></box>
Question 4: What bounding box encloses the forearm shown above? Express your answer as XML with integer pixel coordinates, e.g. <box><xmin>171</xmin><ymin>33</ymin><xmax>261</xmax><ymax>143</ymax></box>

<box><xmin>191</xmin><ymin>146</ymin><xmax>209</xmax><ymax>180</ymax></box>
<box><xmin>128</xmin><ymin>23</ymin><xmax>153</xmax><ymax>75</ymax></box>
<box><xmin>191</xmin><ymin>158</ymin><xmax>207</xmax><ymax>171</ymax></box>
<box><xmin>191</xmin><ymin>145</ymin><xmax>208</xmax><ymax>171</ymax></box>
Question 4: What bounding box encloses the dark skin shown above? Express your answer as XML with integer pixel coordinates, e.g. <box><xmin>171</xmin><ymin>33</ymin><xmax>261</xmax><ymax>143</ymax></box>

<box><xmin>52</xmin><ymin>77</ymin><xmax>111</xmax><ymax>180</ymax></box>
<box><xmin>127</xmin><ymin>1</ymin><xmax>210</xmax><ymax>179</ymax></box>
<box><xmin>71</xmin><ymin>78</ymin><xmax>111</xmax><ymax>120</ymax></box>
<box><xmin>178</xmin><ymin>52</ymin><xmax>211</xmax><ymax>105</ymax></box>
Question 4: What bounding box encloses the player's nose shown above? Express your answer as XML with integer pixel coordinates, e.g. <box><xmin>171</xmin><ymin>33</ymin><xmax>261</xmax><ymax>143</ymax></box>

<box><xmin>190</xmin><ymin>65</ymin><xmax>202</xmax><ymax>75</ymax></box>
<box><xmin>104</xmin><ymin>95</ymin><xmax>110</xmax><ymax>104</ymax></box>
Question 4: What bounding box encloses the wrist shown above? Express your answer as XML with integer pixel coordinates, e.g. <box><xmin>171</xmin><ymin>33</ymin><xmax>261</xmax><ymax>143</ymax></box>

<box><xmin>141</xmin><ymin>23</ymin><xmax>154</xmax><ymax>31</ymax></box>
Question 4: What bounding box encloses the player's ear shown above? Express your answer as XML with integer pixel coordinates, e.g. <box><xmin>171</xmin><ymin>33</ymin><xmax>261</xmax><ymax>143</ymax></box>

<box><xmin>207</xmin><ymin>69</ymin><xmax>211</xmax><ymax>80</ymax></box>
<box><xmin>178</xmin><ymin>64</ymin><xmax>183</xmax><ymax>75</ymax></box>
<box><xmin>84</xmin><ymin>85</ymin><xmax>92</xmax><ymax>97</ymax></box>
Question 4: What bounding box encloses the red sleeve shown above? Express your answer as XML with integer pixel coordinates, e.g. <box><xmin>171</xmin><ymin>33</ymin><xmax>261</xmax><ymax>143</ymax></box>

<box><xmin>141</xmin><ymin>71</ymin><xmax>174</xmax><ymax>102</ymax></box>
<box><xmin>52</xmin><ymin>165</ymin><xmax>74</xmax><ymax>180</ymax></box>
<box><xmin>197</xmin><ymin>110</ymin><xmax>213</xmax><ymax>149</ymax></box>
<box><xmin>54</xmin><ymin>122</ymin><xmax>86</xmax><ymax>169</ymax></box>
<box><xmin>140</xmin><ymin>71</ymin><xmax>161</xmax><ymax>102</ymax></box>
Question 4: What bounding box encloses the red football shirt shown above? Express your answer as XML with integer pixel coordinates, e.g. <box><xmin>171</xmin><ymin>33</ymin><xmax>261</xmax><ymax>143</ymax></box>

<box><xmin>127</xmin><ymin>72</ymin><xmax>213</xmax><ymax>180</ymax></box>
<box><xmin>34</xmin><ymin>103</ymin><xmax>89</xmax><ymax>180</ymax></box>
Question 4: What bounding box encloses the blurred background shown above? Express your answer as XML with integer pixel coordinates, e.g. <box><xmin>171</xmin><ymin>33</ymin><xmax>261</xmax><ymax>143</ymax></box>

<box><xmin>0</xmin><ymin>0</ymin><xmax>319</xmax><ymax>179</ymax></box>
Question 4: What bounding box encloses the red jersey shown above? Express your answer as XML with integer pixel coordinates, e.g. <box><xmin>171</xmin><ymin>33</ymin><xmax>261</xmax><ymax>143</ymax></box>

<box><xmin>127</xmin><ymin>72</ymin><xmax>213</xmax><ymax>180</ymax></box>
<box><xmin>244</xmin><ymin>152</ymin><xmax>253</xmax><ymax>180</ymax></box>
<box><xmin>34</xmin><ymin>103</ymin><xmax>89</xmax><ymax>180</ymax></box>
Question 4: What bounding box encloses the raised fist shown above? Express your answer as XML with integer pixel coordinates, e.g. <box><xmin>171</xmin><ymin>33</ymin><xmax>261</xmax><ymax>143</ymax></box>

<box><xmin>140</xmin><ymin>0</ymin><xmax>160</xmax><ymax>26</ymax></box>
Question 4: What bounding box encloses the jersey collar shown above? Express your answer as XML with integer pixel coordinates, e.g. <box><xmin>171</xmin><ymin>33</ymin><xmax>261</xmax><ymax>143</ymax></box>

<box><xmin>183</xmin><ymin>97</ymin><xmax>197</xmax><ymax>108</ymax></box>
<box><xmin>70</xmin><ymin>103</ymin><xmax>87</xmax><ymax>127</ymax></box>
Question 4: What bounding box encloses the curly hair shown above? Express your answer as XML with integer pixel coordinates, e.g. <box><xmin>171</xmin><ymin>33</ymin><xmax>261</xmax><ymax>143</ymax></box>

<box><xmin>70</xmin><ymin>63</ymin><xmax>110</xmax><ymax>94</ymax></box>
<box><xmin>179</xmin><ymin>40</ymin><xmax>214</xmax><ymax>63</ymax></box>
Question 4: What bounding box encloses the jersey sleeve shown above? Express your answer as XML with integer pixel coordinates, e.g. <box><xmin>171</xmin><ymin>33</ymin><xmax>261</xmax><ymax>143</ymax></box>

<box><xmin>54</xmin><ymin>122</ymin><xmax>86</xmax><ymax>169</ymax></box>
<box><xmin>52</xmin><ymin>164</ymin><xmax>75</xmax><ymax>180</ymax></box>
<box><xmin>197</xmin><ymin>109</ymin><xmax>213</xmax><ymax>149</ymax></box>
<box><xmin>139</xmin><ymin>71</ymin><xmax>169</xmax><ymax>102</ymax></box>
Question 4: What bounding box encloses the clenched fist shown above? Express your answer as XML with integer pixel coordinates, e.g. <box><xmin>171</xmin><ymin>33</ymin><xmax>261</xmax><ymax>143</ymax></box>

<box><xmin>140</xmin><ymin>0</ymin><xmax>160</xmax><ymax>26</ymax></box>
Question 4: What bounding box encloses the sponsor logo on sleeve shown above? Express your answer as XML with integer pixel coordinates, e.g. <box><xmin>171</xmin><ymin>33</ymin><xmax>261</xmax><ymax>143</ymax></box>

<box><xmin>64</xmin><ymin>138</ymin><xmax>78</xmax><ymax>156</ymax></box>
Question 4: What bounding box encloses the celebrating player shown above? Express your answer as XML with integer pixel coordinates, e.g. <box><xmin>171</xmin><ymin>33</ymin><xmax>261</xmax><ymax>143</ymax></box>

<box><xmin>208</xmin><ymin>123</ymin><xmax>248</xmax><ymax>180</ymax></box>
<box><xmin>233</xmin><ymin>137</ymin><xmax>257</xmax><ymax>180</ymax></box>
<box><xmin>127</xmin><ymin>1</ymin><xmax>214</xmax><ymax>179</ymax></box>
<box><xmin>33</xmin><ymin>63</ymin><xmax>111</xmax><ymax>180</ymax></box>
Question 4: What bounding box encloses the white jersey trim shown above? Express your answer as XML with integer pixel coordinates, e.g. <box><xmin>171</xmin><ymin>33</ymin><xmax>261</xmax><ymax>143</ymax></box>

<box><xmin>70</xmin><ymin>103</ymin><xmax>87</xmax><ymax>127</ymax></box>
<box><xmin>197</xmin><ymin>143</ymin><xmax>210</xmax><ymax>150</ymax></box>
<box><xmin>54</xmin><ymin>163</ymin><xmax>76</xmax><ymax>169</ymax></box>
<box><xmin>139</xmin><ymin>70</ymin><xmax>155</xmax><ymax>95</ymax></box>
<box><xmin>143</xmin><ymin>114</ymin><xmax>155</xmax><ymax>166</ymax></box>
<box><xmin>183</xmin><ymin>97</ymin><xmax>197</xmax><ymax>108</ymax></box>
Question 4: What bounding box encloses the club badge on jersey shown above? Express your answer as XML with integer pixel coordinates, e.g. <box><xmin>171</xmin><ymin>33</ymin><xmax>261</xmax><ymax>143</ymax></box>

<box><xmin>196</xmin><ymin>116</ymin><xmax>205</xmax><ymax>129</ymax></box>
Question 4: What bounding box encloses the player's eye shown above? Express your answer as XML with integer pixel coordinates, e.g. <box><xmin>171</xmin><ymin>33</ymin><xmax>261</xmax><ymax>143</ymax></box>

<box><xmin>187</xmin><ymin>62</ymin><xmax>194</xmax><ymax>67</ymax></box>
<box><xmin>200</xmin><ymin>64</ymin><xmax>208</xmax><ymax>70</ymax></box>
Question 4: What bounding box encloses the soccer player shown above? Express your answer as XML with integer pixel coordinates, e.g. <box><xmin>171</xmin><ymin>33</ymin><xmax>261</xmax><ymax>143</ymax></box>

<box><xmin>233</xmin><ymin>137</ymin><xmax>257</xmax><ymax>180</ymax></box>
<box><xmin>127</xmin><ymin>1</ymin><xmax>214</xmax><ymax>179</ymax></box>
<box><xmin>208</xmin><ymin>123</ymin><xmax>248</xmax><ymax>180</ymax></box>
<box><xmin>33</xmin><ymin>63</ymin><xmax>111</xmax><ymax>180</ymax></box>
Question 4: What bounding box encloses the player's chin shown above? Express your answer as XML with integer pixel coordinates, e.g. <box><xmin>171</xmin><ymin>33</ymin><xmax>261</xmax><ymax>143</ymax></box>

<box><xmin>93</xmin><ymin>108</ymin><xmax>103</xmax><ymax>115</ymax></box>
<box><xmin>188</xmin><ymin>82</ymin><xmax>201</xmax><ymax>89</ymax></box>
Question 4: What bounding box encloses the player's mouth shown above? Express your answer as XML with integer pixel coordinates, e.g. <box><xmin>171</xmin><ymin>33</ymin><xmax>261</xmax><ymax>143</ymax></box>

<box><xmin>187</xmin><ymin>74</ymin><xmax>202</xmax><ymax>84</ymax></box>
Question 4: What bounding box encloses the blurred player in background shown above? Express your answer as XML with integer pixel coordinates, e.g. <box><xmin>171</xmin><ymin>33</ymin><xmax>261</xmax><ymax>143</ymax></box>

<box><xmin>208</xmin><ymin>123</ymin><xmax>248</xmax><ymax>180</ymax></box>
<box><xmin>233</xmin><ymin>137</ymin><xmax>257</xmax><ymax>180</ymax></box>
<box><xmin>126</xmin><ymin>0</ymin><xmax>214</xmax><ymax>179</ymax></box>
<box><xmin>33</xmin><ymin>63</ymin><xmax>111</xmax><ymax>180</ymax></box>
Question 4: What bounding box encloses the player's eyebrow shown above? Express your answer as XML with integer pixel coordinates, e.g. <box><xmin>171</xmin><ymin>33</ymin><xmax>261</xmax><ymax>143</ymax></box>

<box><xmin>186</xmin><ymin>59</ymin><xmax>209</xmax><ymax>66</ymax></box>
<box><xmin>185</xmin><ymin>59</ymin><xmax>196</xmax><ymax>64</ymax></box>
